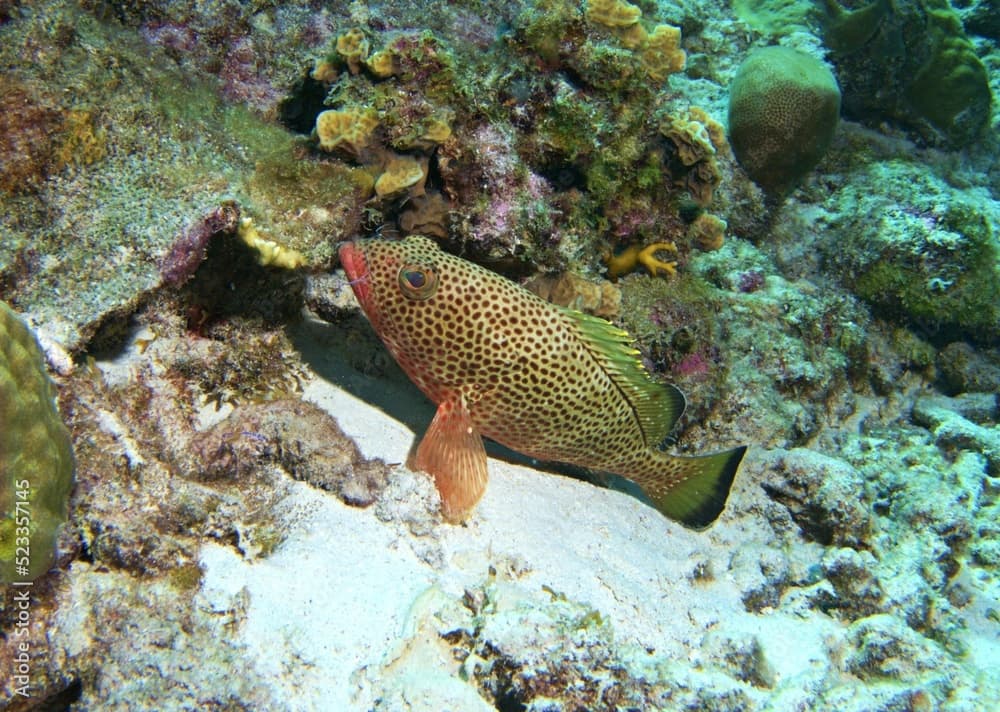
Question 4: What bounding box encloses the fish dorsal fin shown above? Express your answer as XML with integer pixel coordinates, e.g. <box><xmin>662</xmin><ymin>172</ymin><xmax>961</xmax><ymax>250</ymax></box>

<box><xmin>559</xmin><ymin>306</ymin><xmax>686</xmax><ymax>448</ymax></box>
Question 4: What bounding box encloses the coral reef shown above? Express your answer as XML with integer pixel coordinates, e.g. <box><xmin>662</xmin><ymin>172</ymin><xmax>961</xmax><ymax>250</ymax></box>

<box><xmin>818</xmin><ymin>165</ymin><xmax>1000</xmax><ymax>343</ymax></box>
<box><xmin>0</xmin><ymin>0</ymin><xmax>357</xmax><ymax>350</ymax></box>
<box><xmin>727</xmin><ymin>46</ymin><xmax>841</xmax><ymax>196</ymax></box>
<box><xmin>818</xmin><ymin>0</ymin><xmax>992</xmax><ymax>148</ymax></box>
<box><xmin>0</xmin><ymin>302</ymin><xmax>74</xmax><ymax>582</ymax></box>
<box><xmin>1</xmin><ymin>0</ymin><xmax>999</xmax><ymax>709</ymax></box>
<box><xmin>734</xmin><ymin>0</ymin><xmax>993</xmax><ymax>149</ymax></box>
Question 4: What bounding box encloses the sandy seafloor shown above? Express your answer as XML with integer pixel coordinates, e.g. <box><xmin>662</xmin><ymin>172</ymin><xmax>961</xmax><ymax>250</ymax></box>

<box><xmin>2</xmin><ymin>0</ymin><xmax>1000</xmax><ymax>710</ymax></box>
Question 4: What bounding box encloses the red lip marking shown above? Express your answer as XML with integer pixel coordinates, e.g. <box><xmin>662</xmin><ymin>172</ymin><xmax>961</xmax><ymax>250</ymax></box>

<box><xmin>338</xmin><ymin>242</ymin><xmax>372</xmax><ymax>308</ymax></box>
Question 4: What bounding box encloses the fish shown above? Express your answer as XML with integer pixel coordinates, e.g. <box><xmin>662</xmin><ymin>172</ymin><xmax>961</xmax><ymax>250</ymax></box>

<box><xmin>338</xmin><ymin>235</ymin><xmax>747</xmax><ymax>528</ymax></box>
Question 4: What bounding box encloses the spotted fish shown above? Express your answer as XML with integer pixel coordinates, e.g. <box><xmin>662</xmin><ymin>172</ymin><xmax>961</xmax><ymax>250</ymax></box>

<box><xmin>339</xmin><ymin>235</ymin><xmax>746</xmax><ymax>528</ymax></box>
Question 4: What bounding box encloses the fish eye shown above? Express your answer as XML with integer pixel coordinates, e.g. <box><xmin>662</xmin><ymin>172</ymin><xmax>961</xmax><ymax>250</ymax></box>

<box><xmin>397</xmin><ymin>264</ymin><xmax>438</xmax><ymax>300</ymax></box>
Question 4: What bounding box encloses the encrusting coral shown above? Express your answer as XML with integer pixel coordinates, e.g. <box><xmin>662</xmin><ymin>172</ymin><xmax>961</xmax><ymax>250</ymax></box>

<box><xmin>660</xmin><ymin>109</ymin><xmax>724</xmax><ymax>206</ymax></box>
<box><xmin>0</xmin><ymin>301</ymin><xmax>74</xmax><ymax>583</ymax></box>
<box><xmin>399</xmin><ymin>192</ymin><xmax>450</xmax><ymax>238</ymax></box>
<box><xmin>585</xmin><ymin>0</ymin><xmax>642</xmax><ymax>29</ymax></box>
<box><xmin>523</xmin><ymin>272</ymin><xmax>622</xmax><ymax>318</ymax></box>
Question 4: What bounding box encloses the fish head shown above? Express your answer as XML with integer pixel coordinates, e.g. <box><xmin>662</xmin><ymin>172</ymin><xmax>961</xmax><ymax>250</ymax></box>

<box><xmin>338</xmin><ymin>236</ymin><xmax>472</xmax><ymax>400</ymax></box>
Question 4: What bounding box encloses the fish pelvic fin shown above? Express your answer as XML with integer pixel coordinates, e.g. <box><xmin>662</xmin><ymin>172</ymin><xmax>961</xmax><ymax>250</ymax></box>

<box><xmin>410</xmin><ymin>397</ymin><xmax>489</xmax><ymax>523</ymax></box>
<box><xmin>643</xmin><ymin>446</ymin><xmax>747</xmax><ymax>529</ymax></box>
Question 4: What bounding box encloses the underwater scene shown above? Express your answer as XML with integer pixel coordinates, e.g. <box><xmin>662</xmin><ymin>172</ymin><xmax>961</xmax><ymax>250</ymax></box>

<box><xmin>1</xmin><ymin>0</ymin><xmax>999</xmax><ymax>709</ymax></box>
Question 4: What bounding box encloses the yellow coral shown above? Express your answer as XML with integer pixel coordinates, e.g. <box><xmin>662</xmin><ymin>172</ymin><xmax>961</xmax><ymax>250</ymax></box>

<box><xmin>605</xmin><ymin>241</ymin><xmax>678</xmax><ymax>280</ymax></box>
<box><xmin>688</xmin><ymin>213</ymin><xmax>726</xmax><ymax>252</ymax></box>
<box><xmin>422</xmin><ymin>116</ymin><xmax>452</xmax><ymax>144</ymax></box>
<box><xmin>238</xmin><ymin>218</ymin><xmax>306</xmax><ymax>269</ymax></box>
<box><xmin>374</xmin><ymin>155</ymin><xmax>426</xmax><ymax>198</ymax></box>
<box><xmin>336</xmin><ymin>28</ymin><xmax>369</xmax><ymax>75</ymax></box>
<box><xmin>315</xmin><ymin>108</ymin><xmax>379</xmax><ymax>159</ymax></box>
<box><xmin>639</xmin><ymin>24</ymin><xmax>685</xmax><ymax>82</ymax></box>
<box><xmin>395</xmin><ymin>115</ymin><xmax>453</xmax><ymax>152</ymax></box>
<box><xmin>365</xmin><ymin>48</ymin><xmax>398</xmax><ymax>78</ymax></box>
<box><xmin>688</xmin><ymin>106</ymin><xmax>729</xmax><ymax>156</ymax></box>
<box><xmin>615</xmin><ymin>22</ymin><xmax>648</xmax><ymax>50</ymax></box>
<box><xmin>585</xmin><ymin>2</ymin><xmax>685</xmax><ymax>82</ymax></box>
<box><xmin>311</xmin><ymin>59</ymin><xmax>338</xmax><ymax>83</ymax></box>
<box><xmin>661</xmin><ymin>114</ymin><xmax>716</xmax><ymax>167</ymax></box>
<box><xmin>585</xmin><ymin>0</ymin><xmax>642</xmax><ymax>28</ymax></box>
<box><xmin>660</xmin><ymin>109</ymin><xmax>723</xmax><ymax>206</ymax></box>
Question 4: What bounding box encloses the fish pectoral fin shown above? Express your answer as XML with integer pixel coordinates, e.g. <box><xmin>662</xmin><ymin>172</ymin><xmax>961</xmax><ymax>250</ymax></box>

<box><xmin>643</xmin><ymin>445</ymin><xmax>747</xmax><ymax>530</ymax></box>
<box><xmin>410</xmin><ymin>399</ymin><xmax>489</xmax><ymax>523</ymax></box>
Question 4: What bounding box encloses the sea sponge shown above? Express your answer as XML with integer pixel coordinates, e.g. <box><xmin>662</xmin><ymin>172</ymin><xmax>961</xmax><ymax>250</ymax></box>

<box><xmin>374</xmin><ymin>155</ymin><xmax>426</xmax><ymax>198</ymax></box>
<box><xmin>728</xmin><ymin>46</ymin><xmax>841</xmax><ymax>195</ymax></box>
<box><xmin>336</xmin><ymin>28</ymin><xmax>370</xmax><ymax>75</ymax></box>
<box><xmin>315</xmin><ymin>108</ymin><xmax>379</xmax><ymax>160</ymax></box>
<box><xmin>605</xmin><ymin>241</ymin><xmax>678</xmax><ymax>280</ymax></box>
<box><xmin>639</xmin><ymin>24</ymin><xmax>685</xmax><ymax>82</ymax></box>
<box><xmin>0</xmin><ymin>302</ymin><xmax>74</xmax><ymax>582</ymax></box>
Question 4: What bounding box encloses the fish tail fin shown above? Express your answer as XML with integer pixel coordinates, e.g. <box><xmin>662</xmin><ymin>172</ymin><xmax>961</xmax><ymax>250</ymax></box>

<box><xmin>410</xmin><ymin>398</ymin><xmax>489</xmax><ymax>523</ymax></box>
<box><xmin>644</xmin><ymin>446</ymin><xmax>747</xmax><ymax>529</ymax></box>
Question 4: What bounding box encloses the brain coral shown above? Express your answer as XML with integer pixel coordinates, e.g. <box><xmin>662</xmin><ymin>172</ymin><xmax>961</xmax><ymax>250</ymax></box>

<box><xmin>728</xmin><ymin>46</ymin><xmax>841</xmax><ymax>196</ymax></box>
<box><xmin>0</xmin><ymin>302</ymin><xmax>74</xmax><ymax>582</ymax></box>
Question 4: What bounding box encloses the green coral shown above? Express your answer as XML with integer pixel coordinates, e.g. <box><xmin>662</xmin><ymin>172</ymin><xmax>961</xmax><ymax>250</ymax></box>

<box><xmin>902</xmin><ymin>0</ymin><xmax>991</xmax><ymax>147</ymax></box>
<box><xmin>0</xmin><ymin>301</ymin><xmax>74</xmax><ymax>582</ymax></box>
<box><xmin>727</xmin><ymin>46</ymin><xmax>841</xmax><ymax>196</ymax></box>
<box><xmin>817</xmin><ymin>0</ymin><xmax>991</xmax><ymax>148</ymax></box>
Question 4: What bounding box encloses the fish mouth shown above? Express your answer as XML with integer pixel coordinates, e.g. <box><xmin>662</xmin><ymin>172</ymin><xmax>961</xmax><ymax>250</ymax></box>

<box><xmin>338</xmin><ymin>241</ymin><xmax>373</xmax><ymax>310</ymax></box>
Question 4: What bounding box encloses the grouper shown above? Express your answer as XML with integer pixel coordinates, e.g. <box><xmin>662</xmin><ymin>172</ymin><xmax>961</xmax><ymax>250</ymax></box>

<box><xmin>339</xmin><ymin>235</ymin><xmax>746</xmax><ymax>528</ymax></box>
